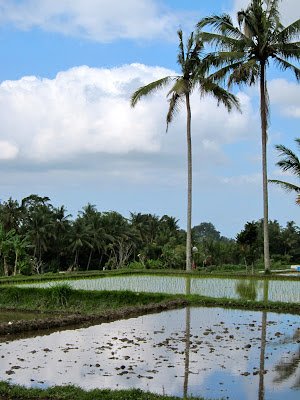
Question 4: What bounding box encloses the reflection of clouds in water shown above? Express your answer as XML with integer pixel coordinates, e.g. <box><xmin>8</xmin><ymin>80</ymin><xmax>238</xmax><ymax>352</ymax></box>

<box><xmin>0</xmin><ymin>307</ymin><xmax>299</xmax><ymax>399</ymax></box>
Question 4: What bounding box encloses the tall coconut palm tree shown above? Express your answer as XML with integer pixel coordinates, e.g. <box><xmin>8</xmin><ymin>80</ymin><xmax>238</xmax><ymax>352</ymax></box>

<box><xmin>131</xmin><ymin>30</ymin><xmax>239</xmax><ymax>270</ymax></box>
<box><xmin>197</xmin><ymin>0</ymin><xmax>300</xmax><ymax>272</ymax></box>
<box><xmin>269</xmin><ymin>138</ymin><xmax>300</xmax><ymax>204</ymax></box>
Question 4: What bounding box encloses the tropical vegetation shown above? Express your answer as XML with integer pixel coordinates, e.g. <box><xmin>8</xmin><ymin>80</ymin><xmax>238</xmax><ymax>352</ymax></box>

<box><xmin>0</xmin><ymin>194</ymin><xmax>299</xmax><ymax>277</ymax></box>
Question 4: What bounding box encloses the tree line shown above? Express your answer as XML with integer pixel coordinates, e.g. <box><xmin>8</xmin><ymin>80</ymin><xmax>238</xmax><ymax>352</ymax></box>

<box><xmin>0</xmin><ymin>194</ymin><xmax>299</xmax><ymax>276</ymax></box>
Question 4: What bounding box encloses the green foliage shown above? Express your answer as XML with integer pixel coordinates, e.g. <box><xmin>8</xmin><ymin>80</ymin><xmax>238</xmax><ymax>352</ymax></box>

<box><xmin>127</xmin><ymin>261</ymin><xmax>145</xmax><ymax>270</ymax></box>
<box><xmin>0</xmin><ymin>194</ymin><xmax>299</xmax><ymax>277</ymax></box>
<box><xmin>161</xmin><ymin>244</ymin><xmax>186</xmax><ymax>269</ymax></box>
<box><xmin>0</xmin><ymin>381</ymin><xmax>207</xmax><ymax>400</ymax></box>
<box><xmin>18</xmin><ymin>258</ymin><xmax>33</xmax><ymax>276</ymax></box>
<box><xmin>50</xmin><ymin>284</ymin><xmax>73</xmax><ymax>307</ymax></box>
<box><xmin>0</xmin><ymin>286</ymin><xmax>21</xmax><ymax>303</ymax></box>
<box><xmin>192</xmin><ymin>222</ymin><xmax>221</xmax><ymax>241</ymax></box>
<box><xmin>0</xmin><ymin>285</ymin><xmax>173</xmax><ymax>313</ymax></box>
<box><xmin>145</xmin><ymin>259</ymin><xmax>164</xmax><ymax>269</ymax></box>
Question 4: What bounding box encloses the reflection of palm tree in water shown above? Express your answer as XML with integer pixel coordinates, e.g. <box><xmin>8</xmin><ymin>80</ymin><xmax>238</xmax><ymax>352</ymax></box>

<box><xmin>183</xmin><ymin>277</ymin><xmax>191</xmax><ymax>399</ymax></box>
<box><xmin>258</xmin><ymin>280</ymin><xmax>269</xmax><ymax>400</ymax></box>
<box><xmin>273</xmin><ymin>328</ymin><xmax>300</xmax><ymax>389</ymax></box>
<box><xmin>236</xmin><ymin>279</ymin><xmax>258</xmax><ymax>301</ymax></box>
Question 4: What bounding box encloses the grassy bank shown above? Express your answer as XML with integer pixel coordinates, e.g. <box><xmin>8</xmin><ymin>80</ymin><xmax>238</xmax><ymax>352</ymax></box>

<box><xmin>0</xmin><ymin>382</ymin><xmax>209</xmax><ymax>400</ymax></box>
<box><xmin>1</xmin><ymin>285</ymin><xmax>299</xmax><ymax>316</ymax></box>
<box><xmin>0</xmin><ymin>285</ymin><xmax>299</xmax><ymax>337</ymax></box>
<box><xmin>0</xmin><ymin>285</ymin><xmax>174</xmax><ymax>313</ymax></box>
<box><xmin>0</xmin><ymin>285</ymin><xmax>187</xmax><ymax>336</ymax></box>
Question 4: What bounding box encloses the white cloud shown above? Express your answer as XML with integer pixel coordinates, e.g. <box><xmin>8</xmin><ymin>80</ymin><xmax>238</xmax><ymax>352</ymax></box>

<box><xmin>268</xmin><ymin>79</ymin><xmax>300</xmax><ymax>118</ymax></box>
<box><xmin>0</xmin><ymin>0</ymin><xmax>183</xmax><ymax>42</ymax></box>
<box><xmin>0</xmin><ymin>64</ymin><xmax>171</xmax><ymax>162</ymax></box>
<box><xmin>221</xmin><ymin>173</ymin><xmax>261</xmax><ymax>185</ymax></box>
<box><xmin>232</xmin><ymin>0</ymin><xmax>300</xmax><ymax>25</ymax></box>
<box><xmin>0</xmin><ymin>140</ymin><xmax>19</xmax><ymax>159</ymax></box>
<box><xmin>0</xmin><ymin>63</ymin><xmax>252</xmax><ymax>170</ymax></box>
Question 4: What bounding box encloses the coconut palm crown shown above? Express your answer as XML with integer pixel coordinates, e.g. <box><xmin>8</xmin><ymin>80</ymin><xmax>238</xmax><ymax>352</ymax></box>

<box><xmin>269</xmin><ymin>138</ymin><xmax>300</xmax><ymax>205</ymax></box>
<box><xmin>131</xmin><ymin>30</ymin><xmax>240</xmax><ymax>271</ymax></box>
<box><xmin>197</xmin><ymin>0</ymin><xmax>300</xmax><ymax>272</ymax></box>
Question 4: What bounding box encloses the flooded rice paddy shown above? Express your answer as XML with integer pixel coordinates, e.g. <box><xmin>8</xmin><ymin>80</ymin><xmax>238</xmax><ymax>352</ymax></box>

<box><xmin>19</xmin><ymin>275</ymin><xmax>300</xmax><ymax>303</ymax></box>
<box><xmin>0</xmin><ymin>306</ymin><xmax>299</xmax><ymax>400</ymax></box>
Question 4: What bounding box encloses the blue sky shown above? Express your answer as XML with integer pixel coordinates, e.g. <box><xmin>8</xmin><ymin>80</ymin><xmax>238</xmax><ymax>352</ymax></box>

<box><xmin>0</xmin><ymin>0</ymin><xmax>299</xmax><ymax>238</ymax></box>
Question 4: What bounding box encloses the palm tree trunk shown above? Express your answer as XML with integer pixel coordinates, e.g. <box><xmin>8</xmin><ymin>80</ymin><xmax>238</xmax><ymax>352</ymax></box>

<box><xmin>3</xmin><ymin>255</ymin><xmax>9</xmax><ymax>276</ymax></box>
<box><xmin>14</xmin><ymin>251</ymin><xmax>18</xmax><ymax>276</ymax></box>
<box><xmin>260</xmin><ymin>62</ymin><xmax>271</xmax><ymax>273</ymax></box>
<box><xmin>86</xmin><ymin>249</ymin><xmax>93</xmax><ymax>270</ymax></box>
<box><xmin>185</xmin><ymin>93</ymin><xmax>192</xmax><ymax>271</ymax></box>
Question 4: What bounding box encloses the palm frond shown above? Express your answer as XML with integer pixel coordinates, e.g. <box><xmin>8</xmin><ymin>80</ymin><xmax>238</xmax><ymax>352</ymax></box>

<box><xmin>166</xmin><ymin>92</ymin><xmax>182</xmax><ymax>131</ymax></box>
<box><xmin>275</xmin><ymin>19</ymin><xmax>300</xmax><ymax>43</ymax></box>
<box><xmin>203</xmin><ymin>51</ymin><xmax>246</xmax><ymax>68</ymax></box>
<box><xmin>167</xmin><ymin>78</ymin><xmax>189</xmax><ymax>97</ymax></box>
<box><xmin>130</xmin><ymin>76</ymin><xmax>174</xmax><ymax>107</ymax></box>
<box><xmin>272</xmin><ymin>43</ymin><xmax>300</xmax><ymax>62</ymax></box>
<box><xmin>266</xmin><ymin>0</ymin><xmax>282</xmax><ymax>31</ymax></box>
<box><xmin>274</xmin><ymin>143</ymin><xmax>300</xmax><ymax>175</ymax></box>
<box><xmin>200</xmin><ymin>79</ymin><xmax>241</xmax><ymax>112</ymax></box>
<box><xmin>227</xmin><ymin>58</ymin><xmax>259</xmax><ymax>87</ymax></box>
<box><xmin>269</xmin><ymin>179</ymin><xmax>300</xmax><ymax>193</ymax></box>
<box><xmin>177</xmin><ymin>29</ymin><xmax>185</xmax><ymax>68</ymax></box>
<box><xmin>197</xmin><ymin>14</ymin><xmax>245</xmax><ymax>41</ymax></box>
<box><xmin>272</xmin><ymin>55</ymin><xmax>300</xmax><ymax>80</ymax></box>
<box><xmin>200</xmin><ymin>31</ymin><xmax>249</xmax><ymax>50</ymax></box>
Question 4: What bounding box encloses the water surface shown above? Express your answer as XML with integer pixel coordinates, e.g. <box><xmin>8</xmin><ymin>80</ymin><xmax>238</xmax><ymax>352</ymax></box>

<box><xmin>0</xmin><ymin>306</ymin><xmax>299</xmax><ymax>400</ymax></box>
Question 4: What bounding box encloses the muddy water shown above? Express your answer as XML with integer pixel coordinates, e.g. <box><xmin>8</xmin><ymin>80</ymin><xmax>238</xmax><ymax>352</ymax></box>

<box><xmin>19</xmin><ymin>275</ymin><xmax>300</xmax><ymax>303</ymax></box>
<box><xmin>0</xmin><ymin>310</ymin><xmax>52</xmax><ymax>323</ymax></box>
<box><xmin>0</xmin><ymin>306</ymin><xmax>299</xmax><ymax>400</ymax></box>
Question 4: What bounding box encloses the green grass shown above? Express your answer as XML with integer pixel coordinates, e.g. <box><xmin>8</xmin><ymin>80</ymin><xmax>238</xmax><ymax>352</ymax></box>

<box><xmin>0</xmin><ymin>285</ymin><xmax>174</xmax><ymax>313</ymax></box>
<box><xmin>0</xmin><ymin>382</ymin><xmax>210</xmax><ymax>400</ymax></box>
<box><xmin>0</xmin><ymin>285</ymin><xmax>299</xmax><ymax>319</ymax></box>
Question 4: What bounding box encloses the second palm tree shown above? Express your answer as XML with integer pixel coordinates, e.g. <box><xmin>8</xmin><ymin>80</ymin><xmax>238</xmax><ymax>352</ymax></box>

<box><xmin>131</xmin><ymin>30</ymin><xmax>239</xmax><ymax>270</ymax></box>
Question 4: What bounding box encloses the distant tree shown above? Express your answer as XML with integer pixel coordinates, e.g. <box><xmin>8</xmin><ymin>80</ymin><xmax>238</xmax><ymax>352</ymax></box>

<box><xmin>0</xmin><ymin>225</ymin><xmax>12</xmax><ymax>276</ymax></box>
<box><xmin>0</xmin><ymin>198</ymin><xmax>22</xmax><ymax>233</ymax></box>
<box><xmin>192</xmin><ymin>222</ymin><xmax>221</xmax><ymax>242</ymax></box>
<box><xmin>10</xmin><ymin>234</ymin><xmax>30</xmax><ymax>276</ymax></box>
<box><xmin>236</xmin><ymin>221</ymin><xmax>259</xmax><ymax>268</ymax></box>
<box><xmin>281</xmin><ymin>221</ymin><xmax>300</xmax><ymax>261</ymax></box>
<box><xmin>68</xmin><ymin>217</ymin><xmax>93</xmax><ymax>270</ymax></box>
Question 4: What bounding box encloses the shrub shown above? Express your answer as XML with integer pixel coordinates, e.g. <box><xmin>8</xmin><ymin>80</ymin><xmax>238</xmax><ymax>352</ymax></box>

<box><xmin>50</xmin><ymin>284</ymin><xmax>73</xmax><ymax>307</ymax></box>
<box><xmin>127</xmin><ymin>261</ymin><xmax>145</xmax><ymax>270</ymax></box>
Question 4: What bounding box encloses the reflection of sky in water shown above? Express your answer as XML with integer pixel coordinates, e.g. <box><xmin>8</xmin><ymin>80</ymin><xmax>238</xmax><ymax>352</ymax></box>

<box><xmin>0</xmin><ymin>307</ymin><xmax>299</xmax><ymax>400</ymax></box>
<box><xmin>20</xmin><ymin>275</ymin><xmax>300</xmax><ymax>303</ymax></box>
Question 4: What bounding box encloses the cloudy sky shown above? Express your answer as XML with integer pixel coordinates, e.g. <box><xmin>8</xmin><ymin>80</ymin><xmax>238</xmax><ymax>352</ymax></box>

<box><xmin>0</xmin><ymin>0</ymin><xmax>299</xmax><ymax>238</ymax></box>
